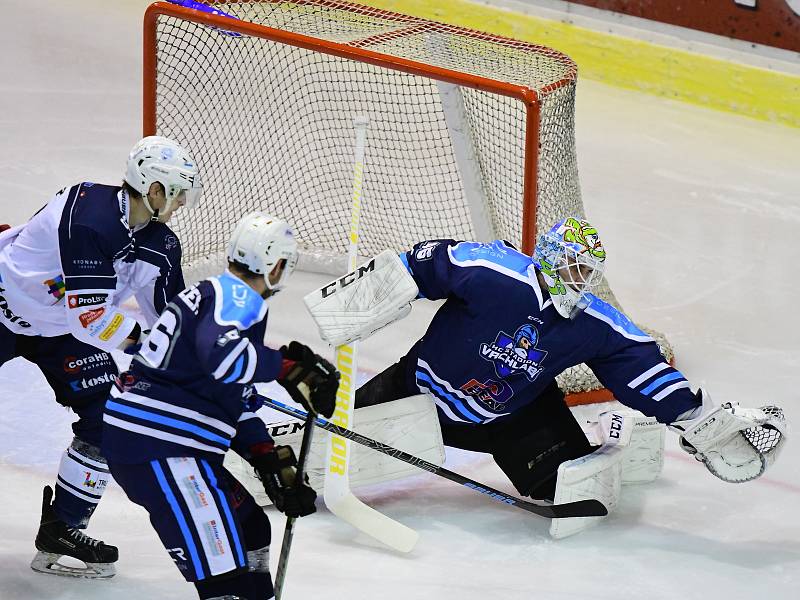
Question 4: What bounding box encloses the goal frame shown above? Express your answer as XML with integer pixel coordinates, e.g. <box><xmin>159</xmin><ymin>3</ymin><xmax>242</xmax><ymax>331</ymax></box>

<box><xmin>141</xmin><ymin>1</ymin><xmax>617</xmax><ymax>406</ymax></box>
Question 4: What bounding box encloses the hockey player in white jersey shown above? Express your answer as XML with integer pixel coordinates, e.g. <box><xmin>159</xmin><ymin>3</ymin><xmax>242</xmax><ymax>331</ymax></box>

<box><xmin>102</xmin><ymin>213</ymin><xmax>338</xmax><ymax>600</ymax></box>
<box><xmin>0</xmin><ymin>135</ymin><xmax>201</xmax><ymax>577</ymax></box>
<box><xmin>304</xmin><ymin>217</ymin><xmax>787</xmax><ymax>537</ymax></box>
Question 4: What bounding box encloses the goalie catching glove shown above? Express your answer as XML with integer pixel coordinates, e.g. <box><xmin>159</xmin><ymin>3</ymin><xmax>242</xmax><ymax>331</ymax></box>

<box><xmin>248</xmin><ymin>443</ymin><xmax>317</xmax><ymax>518</ymax></box>
<box><xmin>277</xmin><ymin>341</ymin><xmax>339</xmax><ymax>418</ymax></box>
<box><xmin>670</xmin><ymin>389</ymin><xmax>787</xmax><ymax>483</ymax></box>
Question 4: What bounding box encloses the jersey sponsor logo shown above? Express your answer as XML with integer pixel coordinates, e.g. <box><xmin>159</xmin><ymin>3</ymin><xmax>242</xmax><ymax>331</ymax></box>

<box><xmin>167</xmin><ymin>547</ymin><xmax>187</xmax><ymax>564</ymax></box>
<box><xmin>202</xmin><ymin>519</ymin><xmax>227</xmax><ymax>557</ymax></box>
<box><xmin>0</xmin><ymin>286</ymin><xmax>32</xmax><ymax>328</ymax></box>
<box><xmin>320</xmin><ymin>259</ymin><xmax>375</xmax><ymax>298</ymax></box>
<box><xmin>68</xmin><ymin>372</ymin><xmax>116</xmax><ymax>392</ymax></box>
<box><xmin>460</xmin><ymin>378</ymin><xmax>513</xmax><ymax>411</ymax></box>
<box><xmin>181</xmin><ymin>474</ymin><xmax>210</xmax><ymax>509</ymax></box>
<box><xmin>98</xmin><ymin>313</ymin><xmax>124</xmax><ymax>341</ymax></box>
<box><xmin>78</xmin><ymin>307</ymin><xmax>106</xmax><ymax>328</ymax></box>
<box><xmin>63</xmin><ymin>352</ymin><xmax>112</xmax><ymax>374</ymax></box>
<box><xmin>414</xmin><ymin>241</ymin><xmax>440</xmax><ymax>261</ymax></box>
<box><xmin>43</xmin><ymin>276</ymin><xmax>66</xmax><ymax>302</ymax></box>
<box><xmin>83</xmin><ymin>471</ymin><xmax>108</xmax><ymax>491</ymax></box>
<box><xmin>68</xmin><ymin>293</ymin><xmax>108</xmax><ymax>309</ymax></box>
<box><xmin>479</xmin><ymin>324</ymin><xmax>548</xmax><ymax>381</ymax></box>
<box><xmin>71</xmin><ymin>258</ymin><xmax>102</xmax><ymax>271</ymax></box>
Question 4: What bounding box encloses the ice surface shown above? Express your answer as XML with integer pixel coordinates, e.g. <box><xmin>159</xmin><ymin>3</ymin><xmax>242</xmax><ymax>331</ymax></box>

<box><xmin>1</xmin><ymin>1</ymin><xmax>798</xmax><ymax>599</ymax></box>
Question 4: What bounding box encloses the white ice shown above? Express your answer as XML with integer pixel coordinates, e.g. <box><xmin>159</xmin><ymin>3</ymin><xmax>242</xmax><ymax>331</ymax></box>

<box><xmin>1</xmin><ymin>1</ymin><xmax>799</xmax><ymax>599</ymax></box>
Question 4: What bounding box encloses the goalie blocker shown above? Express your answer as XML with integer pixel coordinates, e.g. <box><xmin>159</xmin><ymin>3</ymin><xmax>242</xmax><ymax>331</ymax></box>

<box><xmin>303</xmin><ymin>250</ymin><xmax>419</xmax><ymax>347</ymax></box>
<box><xmin>225</xmin><ymin>394</ymin><xmax>446</xmax><ymax>505</ymax></box>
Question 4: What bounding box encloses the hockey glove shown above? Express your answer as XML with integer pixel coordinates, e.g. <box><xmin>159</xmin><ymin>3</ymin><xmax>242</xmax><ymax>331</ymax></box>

<box><xmin>248</xmin><ymin>444</ymin><xmax>317</xmax><ymax>518</ymax></box>
<box><xmin>277</xmin><ymin>341</ymin><xmax>339</xmax><ymax>418</ymax></box>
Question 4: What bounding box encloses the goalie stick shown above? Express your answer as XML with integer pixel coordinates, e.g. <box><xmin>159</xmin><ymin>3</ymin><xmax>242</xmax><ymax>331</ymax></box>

<box><xmin>273</xmin><ymin>410</ymin><xmax>315</xmax><ymax>600</ymax></box>
<box><xmin>257</xmin><ymin>395</ymin><xmax>608</xmax><ymax>520</ymax></box>
<box><xmin>322</xmin><ymin>116</ymin><xmax>419</xmax><ymax>553</ymax></box>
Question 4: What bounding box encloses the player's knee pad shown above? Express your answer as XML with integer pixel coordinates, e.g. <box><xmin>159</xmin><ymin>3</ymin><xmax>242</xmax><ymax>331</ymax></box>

<box><xmin>53</xmin><ymin>438</ymin><xmax>110</xmax><ymax>527</ymax></box>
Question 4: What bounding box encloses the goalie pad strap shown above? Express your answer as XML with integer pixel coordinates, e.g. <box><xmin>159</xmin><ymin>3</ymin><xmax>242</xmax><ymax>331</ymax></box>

<box><xmin>303</xmin><ymin>250</ymin><xmax>419</xmax><ymax>346</ymax></box>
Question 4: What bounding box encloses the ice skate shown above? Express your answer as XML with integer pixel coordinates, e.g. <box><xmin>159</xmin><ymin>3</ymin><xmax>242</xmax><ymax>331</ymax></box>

<box><xmin>30</xmin><ymin>486</ymin><xmax>118</xmax><ymax>579</ymax></box>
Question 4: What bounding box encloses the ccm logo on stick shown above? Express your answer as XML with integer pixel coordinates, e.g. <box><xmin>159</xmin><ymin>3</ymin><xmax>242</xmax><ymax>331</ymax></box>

<box><xmin>320</xmin><ymin>260</ymin><xmax>375</xmax><ymax>298</ymax></box>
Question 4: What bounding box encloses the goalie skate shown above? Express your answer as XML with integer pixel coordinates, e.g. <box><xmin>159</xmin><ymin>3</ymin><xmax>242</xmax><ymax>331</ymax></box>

<box><xmin>30</xmin><ymin>486</ymin><xmax>117</xmax><ymax>579</ymax></box>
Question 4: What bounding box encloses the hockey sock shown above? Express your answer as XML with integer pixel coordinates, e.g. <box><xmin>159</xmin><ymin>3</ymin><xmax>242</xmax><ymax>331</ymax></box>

<box><xmin>53</xmin><ymin>438</ymin><xmax>110</xmax><ymax>528</ymax></box>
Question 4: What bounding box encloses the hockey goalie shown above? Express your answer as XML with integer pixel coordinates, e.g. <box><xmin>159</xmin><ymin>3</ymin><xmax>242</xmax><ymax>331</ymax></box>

<box><xmin>228</xmin><ymin>218</ymin><xmax>787</xmax><ymax>539</ymax></box>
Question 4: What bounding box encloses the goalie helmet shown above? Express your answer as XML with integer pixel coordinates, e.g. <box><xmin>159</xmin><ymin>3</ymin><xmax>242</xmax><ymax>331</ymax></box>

<box><xmin>532</xmin><ymin>217</ymin><xmax>606</xmax><ymax>319</ymax></box>
<box><xmin>124</xmin><ymin>136</ymin><xmax>202</xmax><ymax>218</ymax></box>
<box><xmin>226</xmin><ymin>212</ymin><xmax>299</xmax><ymax>292</ymax></box>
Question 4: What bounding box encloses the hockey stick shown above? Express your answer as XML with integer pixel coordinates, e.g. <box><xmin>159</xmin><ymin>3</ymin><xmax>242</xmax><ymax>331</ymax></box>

<box><xmin>258</xmin><ymin>395</ymin><xmax>608</xmax><ymax>520</ymax></box>
<box><xmin>322</xmin><ymin>116</ymin><xmax>419</xmax><ymax>553</ymax></box>
<box><xmin>273</xmin><ymin>409</ymin><xmax>315</xmax><ymax>600</ymax></box>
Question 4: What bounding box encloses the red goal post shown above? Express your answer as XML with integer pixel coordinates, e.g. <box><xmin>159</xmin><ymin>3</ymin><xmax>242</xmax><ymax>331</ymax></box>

<box><xmin>142</xmin><ymin>0</ymin><xmax>672</xmax><ymax>405</ymax></box>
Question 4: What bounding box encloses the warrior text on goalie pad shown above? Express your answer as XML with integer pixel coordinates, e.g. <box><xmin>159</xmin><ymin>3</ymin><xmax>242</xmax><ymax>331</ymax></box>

<box><xmin>303</xmin><ymin>250</ymin><xmax>419</xmax><ymax>347</ymax></box>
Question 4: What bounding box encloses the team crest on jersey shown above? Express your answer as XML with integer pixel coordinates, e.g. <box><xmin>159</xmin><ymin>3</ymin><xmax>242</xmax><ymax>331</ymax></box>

<box><xmin>479</xmin><ymin>324</ymin><xmax>547</xmax><ymax>381</ymax></box>
<box><xmin>43</xmin><ymin>275</ymin><xmax>66</xmax><ymax>302</ymax></box>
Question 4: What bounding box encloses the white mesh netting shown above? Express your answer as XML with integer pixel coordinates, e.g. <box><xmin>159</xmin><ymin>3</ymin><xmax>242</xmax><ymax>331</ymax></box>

<box><xmin>147</xmin><ymin>0</ymin><xmax>671</xmax><ymax>398</ymax></box>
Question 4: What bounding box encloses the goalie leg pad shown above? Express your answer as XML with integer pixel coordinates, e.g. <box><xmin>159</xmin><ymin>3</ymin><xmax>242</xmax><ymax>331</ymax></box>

<box><xmin>303</xmin><ymin>249</ymin><xmax>420</xmax><ymax>346</ymax></box>
<box><xmin>549</xmin><ymin>444</ymin><xmax>625</xmax><ymax>540</ymax></box>
<box><xmin>226</xmin><ymin>394</ymin><xmax>445</xmax><ymax>502</ymax></box>
<box><xmin>595</xmin><ymin>410</ymin><xmax>665</xmax><ymax>485</ymax></box>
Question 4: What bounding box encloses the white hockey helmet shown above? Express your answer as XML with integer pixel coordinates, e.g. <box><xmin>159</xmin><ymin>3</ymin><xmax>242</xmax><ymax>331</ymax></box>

<box><xmin>226</xmin><ymin>212</ymin><xmax>299</xmax><ymax>292</ymax></box>
<box><xmin>532</xmin><ymin>217</ymin><xmax>606</xmax><ymax>319</ymax></box>
<box><xmin>125</xmin><ymin>136</ymin><xmax>202</xmax><ymax>218</ymax></box>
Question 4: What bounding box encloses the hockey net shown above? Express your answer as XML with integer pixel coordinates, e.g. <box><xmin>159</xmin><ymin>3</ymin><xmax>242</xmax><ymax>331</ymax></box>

<box><xmin>143</xmin><ymin>0</ymin><xmax>672</xmax><ymax>404</ymax></box>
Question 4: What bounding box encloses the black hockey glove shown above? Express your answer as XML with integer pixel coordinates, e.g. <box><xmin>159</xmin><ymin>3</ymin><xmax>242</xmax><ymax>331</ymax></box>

<box><xmin>277</xmin><ymin>341</ymin><xmax>339</xmax><ymax>418</ymax></box>
<box><xmin>249</xmin><ymin>445</ymin><xmax>317</xmax><ymax>518</ymax></box>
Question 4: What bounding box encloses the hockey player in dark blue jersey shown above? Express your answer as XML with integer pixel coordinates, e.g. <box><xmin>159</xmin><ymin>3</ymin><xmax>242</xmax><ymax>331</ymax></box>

<box><xmin>102</xmin><ymin>213</ymin><xmax>338</xmax><ymax>600</ymax></box>
<box><xmin>0</xmin><ymin>136</ymin><xmax>202</xmax><ymax>577</ymax></box>
<box><xmin>304</xmin><ymin>217</ymin><xmax>786</xmax><ymax>537</ymax></box>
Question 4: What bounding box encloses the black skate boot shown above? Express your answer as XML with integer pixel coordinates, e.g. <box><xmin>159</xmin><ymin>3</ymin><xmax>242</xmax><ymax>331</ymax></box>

<box><xmin>30</xmin><ymin>486</ymin><xmax>118</xmax><ymax>578</ymax></box>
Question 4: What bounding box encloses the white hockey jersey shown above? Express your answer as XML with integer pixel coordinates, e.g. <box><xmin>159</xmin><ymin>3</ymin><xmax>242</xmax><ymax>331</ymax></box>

<box><xmin>0</xmin><ymin>182</ymin><xmax>183</xmax><ymax>350</ymax></box>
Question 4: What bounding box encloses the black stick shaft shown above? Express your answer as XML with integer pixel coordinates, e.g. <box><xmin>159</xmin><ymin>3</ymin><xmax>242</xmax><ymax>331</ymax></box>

<box><xmin>258</xmin><ymin>396</ymin><xmax>606</xmax><ymax>519</ymax></box>
<box><xmin>273</xmin><ymin>410</ymin><xmax>316</xmax><ymax>600</ymax></box>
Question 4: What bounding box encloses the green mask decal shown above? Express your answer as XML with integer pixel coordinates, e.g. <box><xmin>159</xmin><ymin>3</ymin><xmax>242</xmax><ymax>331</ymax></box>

<box><xmin>562</xmin><ymin>217</ymin><xmax>606</xmax><ymax>261</ymax></box>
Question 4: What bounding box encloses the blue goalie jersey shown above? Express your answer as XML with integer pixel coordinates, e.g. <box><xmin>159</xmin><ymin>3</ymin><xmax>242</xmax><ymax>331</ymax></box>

<box><xmin>102</xmin><ymin>271</ymin><xmax>282</xmax><ymax>464</ymax></box>
<box><xmin>400</xmin><ymin>239</ymin><xmax>700</xmax><ymax>426</ymax></box>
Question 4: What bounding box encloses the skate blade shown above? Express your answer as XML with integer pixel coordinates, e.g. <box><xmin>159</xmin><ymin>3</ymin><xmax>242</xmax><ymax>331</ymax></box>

<box><xmin>30</xmin><ymin>552</ymin><xmax>116</xmax><ymax>579</ymax></box>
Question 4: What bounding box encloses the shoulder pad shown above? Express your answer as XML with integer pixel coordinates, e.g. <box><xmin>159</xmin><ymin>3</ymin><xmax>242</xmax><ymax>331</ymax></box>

<box><xmin>208</xmin><ymin>272</ymin><xmax>267</xmax><ymax>329</ymax></box>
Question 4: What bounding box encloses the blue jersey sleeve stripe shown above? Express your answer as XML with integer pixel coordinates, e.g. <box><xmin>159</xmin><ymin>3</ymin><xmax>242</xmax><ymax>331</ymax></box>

<box><xmin>415</xmin><ymin>371</ymin><xmax>482</xmax><ymax>423</ymax></box>
<box><xmin>641</xmin><ymin>371</ymin><xmax>684</xmax><ymax>395</ymax></box>
<box><xmin>201</xmin><ymin>460</ymin><xmax>246</xmax><ymax>568</ymax></box>
<box><xmin>223</xmin><ymin>354</ymin><xmax>246</xmax><ymax>384</ymax></box>
<box><xmin>653</xmin><ymin>380</ymin><xmax>692</xmax><ymax>401</ymax></box>
<box><xmin>106</xmin><ymin>400</ymin><xmax>230</xmax><ymax>446</ymax></box>
<box><xmin>628</xmin><ymin>363</ymin><xmax>670</xmax><ymax>388</ymax></box>
<box><xmin>151</xmin><ymin>460</ymin><xmax>205</xmax><ymax>580</ymax></box>
<box><xmin>584</xmin><ymin>301</ymin><xmax>652</xmax><ymax>342</ymax></box>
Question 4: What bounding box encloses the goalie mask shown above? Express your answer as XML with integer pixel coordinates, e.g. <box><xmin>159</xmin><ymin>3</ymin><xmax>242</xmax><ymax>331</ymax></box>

<box><xmin>125</xmin><ymin>136</ymin><xmax>202</xmax><ymax>221</ymax></box>
<box><xmin>227</xmin><ymin>212</ymin><xmax>299</xmax><ymax>293</ymax></box>
<box><xmin>532</xmin><ymin>217</ymin><xmax>606</xmax><ymax>319</ymax></box>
